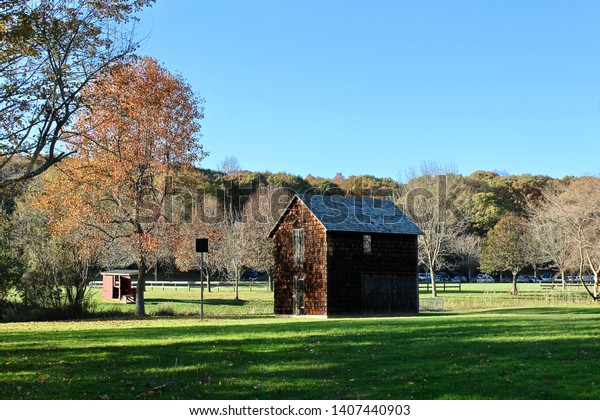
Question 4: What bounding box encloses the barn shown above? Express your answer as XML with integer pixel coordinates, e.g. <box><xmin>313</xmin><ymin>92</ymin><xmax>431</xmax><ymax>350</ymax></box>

<box><xmin>268</xmin><ymin>194</ymin><xmax>423</xmax><ymax>317</ymax></box>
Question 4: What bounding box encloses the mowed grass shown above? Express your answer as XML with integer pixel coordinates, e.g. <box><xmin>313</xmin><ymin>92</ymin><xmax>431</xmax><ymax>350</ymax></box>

<box><xmin>1</xmin><ymin>284</ymin><xmax>600</xmax><ymax>400</ymax></box>
<box><xmin>90</xmin><ymin>288</ymin><xmax>274</xmax><ymax>318</ymax></box>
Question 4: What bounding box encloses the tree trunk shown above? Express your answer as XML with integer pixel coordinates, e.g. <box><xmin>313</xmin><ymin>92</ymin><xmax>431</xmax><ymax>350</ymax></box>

<box><xmin>511</xmin><ymin>271</ymin><xmax>518</xmax><ymax>296</ymax></box>
<box><xmin>560</xmin><ymin>269</ymin><xmax>566</xmax><ymax>291</ymax></box>
<box><xmin>594</xmin><ymin>272</ymin><xmax>599</xmax><ymax>299</ymax></box>
<box><xmin>234</xmin><ymin>267</ymin><xmax>240</xmax><ymax>300</ymax></box>
<box><xmin>429</xmin><ymin>267</ymin><xmax>437</xmax><ymax>298</ymax></box>
<box><xmin>267</xmin><ymin>269</ymin><xmax>273</xmax><ymax>292</ymax></box>
<box><xmin>135</xmin><ymin>259</ymin><xmax>147</xmax><ymax>316</ymax></box>
<box><xmin>207</xmin><ymin>272</ymin><xmax>211</xmax><ymax>293</ymax></box>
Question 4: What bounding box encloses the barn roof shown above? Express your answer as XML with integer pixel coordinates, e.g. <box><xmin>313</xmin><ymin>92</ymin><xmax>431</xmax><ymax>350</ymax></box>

<box><xmin>269</xmin><ymin>194</ymin><xmax>423</xmax><ymax>237</ymax></box>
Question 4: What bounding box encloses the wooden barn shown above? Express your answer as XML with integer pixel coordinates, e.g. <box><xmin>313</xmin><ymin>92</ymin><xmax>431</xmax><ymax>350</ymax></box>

<box><xmin>269</xmin><ymin>194</ymin><xmax>423</xmax><ymax>317</ymax></box>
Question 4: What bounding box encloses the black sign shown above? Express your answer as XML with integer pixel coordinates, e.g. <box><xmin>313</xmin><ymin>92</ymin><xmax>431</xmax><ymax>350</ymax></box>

<box><xmin>196</xmin><ymin>238</ymin><xmax>209</xmax><ymax>253</ymax></box>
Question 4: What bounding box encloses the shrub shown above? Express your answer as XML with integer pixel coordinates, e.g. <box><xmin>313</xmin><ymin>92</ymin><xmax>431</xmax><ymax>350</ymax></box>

<box><xmin>153</xmin><ymin>304</ymin><xmax>175</xmax><ymax>316</ymax></box>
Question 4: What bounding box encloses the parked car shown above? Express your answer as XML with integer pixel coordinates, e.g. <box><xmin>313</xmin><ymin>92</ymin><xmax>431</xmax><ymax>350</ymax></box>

<box><xmin>528</xmin><ymin>276</ymin><xmax>540</xmax><ymax>283</ymax></box>
<box><xmin>540</xmin><ymin>274</ymin><xmax>553</xmax><ymax>281</ymax></box>
<box><xmin>435</xmin><ymin>272</ymin><xmax>451</xmax><ymax>282</ymax></box>
<box><xmin>516</xmin><ymin>275</ymin><xmax>529</xmax><ymax>283</ymax></box>
<box><xmin>451</xmin><ymin>275</ymin><xmax>467</xmax><ymax>283</ymax></box>
<box><xmin>418</xmin><ymin>272</ymin><xmax>430</xmax><ymax>281</ymax></box>
<box><xmin>476</xmin><ymin>274</ymin><xmax>494</xmax><ymax>283</ymax></box>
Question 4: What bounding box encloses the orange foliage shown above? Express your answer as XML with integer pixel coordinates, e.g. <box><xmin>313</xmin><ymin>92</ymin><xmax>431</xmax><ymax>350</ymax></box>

<box><xmin>34</xmin><ymin>57</ymin><xmax>204</xmax><ymax>315</ymax></box>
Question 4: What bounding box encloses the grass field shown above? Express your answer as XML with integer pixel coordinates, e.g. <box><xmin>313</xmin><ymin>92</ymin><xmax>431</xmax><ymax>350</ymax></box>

<box><xmin>1</xmin><ymin>284</ymin><xmax>599</xmax><ymax>400</ymax></box>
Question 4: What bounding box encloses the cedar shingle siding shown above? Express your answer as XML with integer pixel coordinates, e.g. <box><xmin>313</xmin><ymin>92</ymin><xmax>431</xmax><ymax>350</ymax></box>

<box><xmin>270</xmin><ymin>195</ymin><xmax>422</xmax><ymax>316</ymax></box>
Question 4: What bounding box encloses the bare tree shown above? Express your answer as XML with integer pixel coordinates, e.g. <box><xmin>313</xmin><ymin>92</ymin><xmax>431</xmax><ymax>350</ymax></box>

<box><xmin>523</xmin><ymin>226</ymin><xmax>548</xmax><ymax>278</ymax></box>
<box><xmin>544</xmin><ymin>178</ymin><xmax>600</xmax><ymax>300</ymax></box>
<box><xmin>215</xmin><ymin>209</ymin><xmax>247</xmax><ymax>300</ymax></box>
<box><xmin>217</xmin><ymin>155</ymin><xmax>241</xmax><ymax>175</ymax></box>
<box><xmin>398</xmin><ymin>163</ymin><xmax>467</xmax><ymax>297</ymax></box>
<box><xmin>529</xmin><ymin>191</ymin><xmax>574</xmax><ymax>289</ymax></box>
<box><xmin>242</xmin><ymin>186</ymin><xmax>293</xmax><ymax>291</ymax></box>
<box><xmin>450</xmin><ymin>234</ymin><xmax>481</xmax><ymax>282</ymax></box>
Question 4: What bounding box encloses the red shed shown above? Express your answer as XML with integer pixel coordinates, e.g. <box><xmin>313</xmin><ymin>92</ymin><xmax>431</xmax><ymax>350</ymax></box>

<box><xmin>101</xmin><ymin>270</ymin><xmax>138</xmax><ymax>303</ymax></box>
<box><xmin>269</xmin><ymin>194</ymin><xmax>423</xmax><ymax>317</ymax></box>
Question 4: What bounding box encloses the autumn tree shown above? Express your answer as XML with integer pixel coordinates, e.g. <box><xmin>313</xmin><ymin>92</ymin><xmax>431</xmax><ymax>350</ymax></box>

<box><xmin>0</xmin><ymin>0</ymin><xmax>154</xmax><ymax>187</ymax></box>
<box><xmin>38</xmin><ymin>57</ymin><xmax>204</xmax><ymax>316</ymax></box>
<box><xmin>480</xmin><ymin>213</ymin><xmax>528</xmax><ymax>295</ymax></box>
<box><xmin>10</xmin><ymin>181</ymin><xmax>107</xmax><ymax>317</ymax></box>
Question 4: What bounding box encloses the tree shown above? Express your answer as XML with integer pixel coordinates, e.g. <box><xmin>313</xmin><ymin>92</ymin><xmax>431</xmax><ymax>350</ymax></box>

<box><xmin>523</xmin><ymin>226</ymin><xmax>547</xmax><ymax>278</ymax></box>
<box><xmin>560</xmin><ymin>178</ymin><xmax>600</xmax><ymax>300</ymax></box>
<box><xmin>0</xmin><ymin>0</ymin><xmax>154</xmax><ymax>187</ymax></box>
<box><xmin>242</xmin><ymin>186</ymin><xmax>293</xmax><ymax>291</ymax></box>
<box><xmin>37</xmin><ymin>57</ymin><xmax>204</xmax><ymax>316</ymax></box>
<box><xmin>528</xmin><ymin>192</ymin><xmax>573</xmax><ymax>289</ymax></box>
<box><xmin>450</xmin><ymin>234</ymin><xmax>481</xmax><ymax>282</ymax></box>
<box><xmin>480</xmin><ymin>213</ymin><xmax>528</xmax><ymax>295</ymax></box>
<box><xmin>11</xmin><ymin>184</ymin><xmax>104</xmax><ymax>317</ymax></box>
<box><xmin>0</xmin><ymin>209</ymin><xmax>22</xmax><ymax>303</ymax></box>
<box><xmin>173</xmin><ymin>193</ymin><xmax>222</xmax><ymax>292</ymax></box>
<box><xmin>399</xmin><ymin>163</ymin><xmax>467</xmax><ymax>297</ymax></box>
<box><xmin>217</xmin><ymin>155</ymin><xmax>241</xmax><ymax>175</ymax></box>
<box><xmin>215</xmin><ymin>209</ymin><xmax>246</xmax><ymax>300</ymax></box>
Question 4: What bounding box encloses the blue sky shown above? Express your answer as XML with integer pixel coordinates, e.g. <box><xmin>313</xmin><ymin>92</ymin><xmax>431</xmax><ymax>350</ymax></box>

<box><xmin>137</xmin><ymin>0</ymin><xmax>600</xmax><ymax>180</ymax></box>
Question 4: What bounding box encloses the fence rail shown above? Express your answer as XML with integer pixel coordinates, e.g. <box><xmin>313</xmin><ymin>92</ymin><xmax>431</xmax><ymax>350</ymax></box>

<box><xmin>418</xmin><ymin>281</ymin><xmax>461</xmax><ymax>292</ymax></box>
<box><xmin>539</xmin><ymin>280</ymin><xmax>595</xmax><ymax>290</ymax></box>
<box><xmin>89</xmin><ymin>280</ymin><xmax>270</xmax><ymax>291</ymax></box>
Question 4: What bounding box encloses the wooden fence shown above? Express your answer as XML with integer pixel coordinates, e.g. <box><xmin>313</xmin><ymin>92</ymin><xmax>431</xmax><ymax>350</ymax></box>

<box><xmin>418</xmin><ymin>281</ymin><xmax>461</xmax><ymax>292</ymax></box>
<box><xmin>89</xmin><ymin>280</ymin><xmax>270</xmax><ymax>291</ymax></box>
<box><xmin>539</xmin><ymin>280</ymin><xmax>595</xmax><ymax>290</ymax></box>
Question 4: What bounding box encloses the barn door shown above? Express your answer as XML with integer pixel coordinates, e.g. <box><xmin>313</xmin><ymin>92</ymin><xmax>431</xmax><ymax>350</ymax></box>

<box><xmin>361</xmin><ymin>273</ymin><xmax>402</xmax><ymax>313</ymax></box>
<box><xmin>293</xmin><ymin>275</ymin><xmax>305</xmax><ymax>315</ymax></box>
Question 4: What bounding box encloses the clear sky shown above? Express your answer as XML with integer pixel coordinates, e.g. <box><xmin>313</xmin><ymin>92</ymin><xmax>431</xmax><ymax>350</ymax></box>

<box><xmin>137</xmin><ymin>0</ymin><xmax>600</xmax><ymax>180</ymax></box>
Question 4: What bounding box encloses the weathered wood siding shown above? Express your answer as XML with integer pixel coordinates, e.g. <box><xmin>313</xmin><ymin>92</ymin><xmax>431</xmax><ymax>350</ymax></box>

<box><xmin>272</xmin><ymin>199</ymin><xmax>328</xmax><ymax>315</ymax></box>
<box><xmin>326</xmin><ymin>232</ymin><xmax>418</xmax><ymax>315</ymax></box>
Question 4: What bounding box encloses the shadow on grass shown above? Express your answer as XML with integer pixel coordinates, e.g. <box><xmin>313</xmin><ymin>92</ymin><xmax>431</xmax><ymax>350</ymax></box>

<box><xmin>470</xmin><ymin>306</ymin><xmax>600</xmax><ymax>316</ymax></box>
<box><xmin>2</xmin><ymin>307</ymin><xmax>600</xmax><ymax>400</ymax></box>
<box><xmin>145</xmin><ymin>298</ymin><xmax>249</xmax><ymax>306</ymax></box>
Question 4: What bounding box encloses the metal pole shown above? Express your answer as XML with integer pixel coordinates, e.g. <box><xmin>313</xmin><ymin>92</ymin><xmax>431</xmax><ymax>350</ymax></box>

<box><xmin>200</xmin><ymin>252</ymin><xmax>204</xmax><ymax>321</ymax></box>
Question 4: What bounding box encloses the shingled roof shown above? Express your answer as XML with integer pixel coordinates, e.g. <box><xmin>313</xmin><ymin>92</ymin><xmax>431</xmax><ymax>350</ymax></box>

<box><xmin>269</xmin><ymin>194</ymin><xmax>423</xmax><ymax>237</ymax></box>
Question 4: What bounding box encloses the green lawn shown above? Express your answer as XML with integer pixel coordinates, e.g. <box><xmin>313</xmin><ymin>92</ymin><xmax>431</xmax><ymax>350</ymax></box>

<box><xmin>1</xmin><ymin>284</ymin><xmax>599</xmax><ymax>400</ymax></box>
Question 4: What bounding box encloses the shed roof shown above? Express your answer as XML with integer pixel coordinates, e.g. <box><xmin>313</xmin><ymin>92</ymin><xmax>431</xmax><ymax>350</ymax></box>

<box><xmin>101</xmin><ymin>269</ymin><xmax>139</xmax><ymax>277</ymax></box>
<box><xmin>269</xmin><ymin>194</ymin><xmax>423</xmax><ymax>237</ymax></box>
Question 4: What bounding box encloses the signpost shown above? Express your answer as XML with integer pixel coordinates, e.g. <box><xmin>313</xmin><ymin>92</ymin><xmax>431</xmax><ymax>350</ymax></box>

<box><xmin>196</xmin><ymin>239</ymin><xmax>209</xmax><ymax>320</ymax></box>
